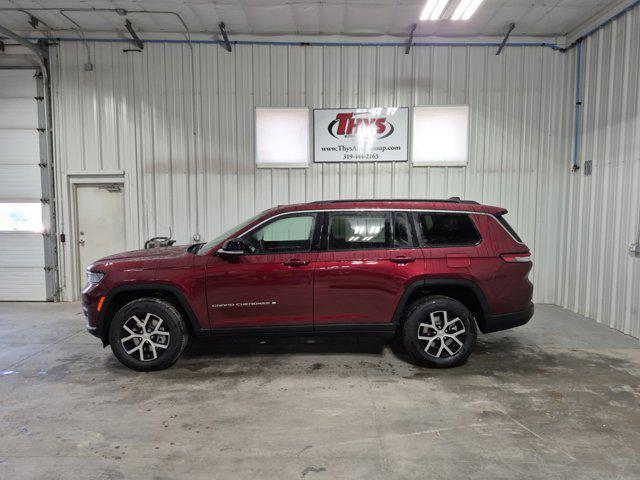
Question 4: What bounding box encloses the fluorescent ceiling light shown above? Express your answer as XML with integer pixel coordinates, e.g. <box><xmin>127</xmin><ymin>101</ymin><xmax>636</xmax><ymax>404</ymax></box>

<box><xmin>452</xmin><ymin>0</ymin><xmax>484</xmax><ymax>21</ymax></box>
<box><xmin>420</xmin><ymin>0</ymin><xmax>450</xmax><ymax>21</ymax></box>
<box><xmin>451</xmin><ymin>0</ymin><xmax>472</xmax><ymax>20</ymax></box>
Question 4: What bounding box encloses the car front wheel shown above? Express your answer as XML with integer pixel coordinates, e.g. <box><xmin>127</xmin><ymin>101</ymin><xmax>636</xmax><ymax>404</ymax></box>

<box><xmin>108</xmin><ymin>297</ymin><xmax>188</xmax><ymax>371</ymax></box>
<box><xmin>402</xmin><ymin>295</ymin><xmax>477</xmax><ymax>368</ymax></box>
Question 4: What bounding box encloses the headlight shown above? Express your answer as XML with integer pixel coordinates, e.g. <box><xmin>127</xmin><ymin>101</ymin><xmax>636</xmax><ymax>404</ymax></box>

<box><xmin>86</xmin><ymin>271</ymin><xmax>105</xmax><ymax>284</ymax></box>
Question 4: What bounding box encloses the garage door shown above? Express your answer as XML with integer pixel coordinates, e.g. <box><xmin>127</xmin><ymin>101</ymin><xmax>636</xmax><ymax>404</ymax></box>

<box><xmin>0</xmin><ymin>69</ymin><xmax>47</xmax><ymax>300</ymax></box>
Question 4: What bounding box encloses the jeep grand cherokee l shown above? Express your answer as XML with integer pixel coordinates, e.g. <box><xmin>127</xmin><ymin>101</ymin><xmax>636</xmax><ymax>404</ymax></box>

<box><xmin>82</xmin><ymin>199</ymin><xmax>533</xmax><ymax>371</ymax></box>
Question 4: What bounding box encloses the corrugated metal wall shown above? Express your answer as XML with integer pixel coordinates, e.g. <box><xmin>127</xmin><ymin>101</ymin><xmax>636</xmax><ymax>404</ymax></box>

<box><xmin>557</xmin><ymin>7</ymin><xmax>640</xmax><ymax>339</ymax></box>
<box><xmin>50</xmin><ymin>41</ymin><xmax>573</xmax><ymax>301</ymax></box>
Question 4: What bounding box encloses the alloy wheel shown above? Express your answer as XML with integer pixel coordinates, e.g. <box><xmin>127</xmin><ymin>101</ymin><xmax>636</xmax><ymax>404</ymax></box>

<box><xmin>417</xmin><ymin>310</ymin><xmax>467</xmax><ymax>358</ymax></box>
<box><xmin>120</xmin><ymin>313</ymin><xmax>170</xmax><ymax>362</ymax></box>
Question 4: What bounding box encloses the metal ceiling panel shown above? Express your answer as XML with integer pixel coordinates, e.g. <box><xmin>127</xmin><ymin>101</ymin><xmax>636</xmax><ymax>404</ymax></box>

<box><xmin>0</xmin><ymin>0</ymin><xmax>624</xmax><ymax>37</ymax></box>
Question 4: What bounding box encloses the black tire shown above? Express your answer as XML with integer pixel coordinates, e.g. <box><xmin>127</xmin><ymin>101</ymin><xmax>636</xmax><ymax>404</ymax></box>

<box><xmin>402</xmin><ymin>295</ymin><xmax>477</xmax><ymax>368</ymax></box>
<box><xmin>108</xmin><ymin>297</ymin><xmax>188</xmax><ymax>371</ymax></box>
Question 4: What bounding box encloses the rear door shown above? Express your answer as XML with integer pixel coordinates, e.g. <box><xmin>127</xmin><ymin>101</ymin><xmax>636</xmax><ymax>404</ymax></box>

<box><xmin>414</xmin><ymin>211</ymin><xmax>483</xmax><ymax>279</ymax></box>
<box><xmin>206</xmin><ymin>212</ymin><xmax>319</xmax><ymax>329</ymax></box>
<box><xmin>314</xmin><ymin>210</ymin><xmax>425</xmax><ymax>326</ymax></box>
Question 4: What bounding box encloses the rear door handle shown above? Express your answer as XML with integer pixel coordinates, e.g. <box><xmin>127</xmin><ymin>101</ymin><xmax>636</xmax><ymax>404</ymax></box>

<box><xmin>388</xmin><ymin>256</ymin><xmax>416</xmax><ymax>264</ymax></box>
<box><xmin>284</xmin><ymin>258</ymin><xmax>309</xmax><ymax>267</ymax></box>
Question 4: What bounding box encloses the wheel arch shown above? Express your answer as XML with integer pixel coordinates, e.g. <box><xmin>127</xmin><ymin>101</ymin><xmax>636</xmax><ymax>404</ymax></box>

<box><xmin>392</xmin><ymin>279</ymin><xmax>490</xmax><ymax>333</ymax></box>
<box><xmin>98</xmin><ymin>284</ymin><xmax>201</xmax><ymax>346</ymax></box>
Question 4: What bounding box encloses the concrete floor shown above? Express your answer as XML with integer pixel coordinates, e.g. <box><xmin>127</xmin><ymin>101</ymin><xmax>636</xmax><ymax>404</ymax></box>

<box><xmin>0</xmin><ymin>303</ymin><xmax>639</xmax><ymax>480</ymax></box>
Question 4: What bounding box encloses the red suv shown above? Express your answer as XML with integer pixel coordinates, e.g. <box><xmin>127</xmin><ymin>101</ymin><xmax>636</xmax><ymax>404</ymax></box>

<box><xmin>83</xmin><ymin>199</ymin><xmax>533</xmax><ymax>371</ymax></box>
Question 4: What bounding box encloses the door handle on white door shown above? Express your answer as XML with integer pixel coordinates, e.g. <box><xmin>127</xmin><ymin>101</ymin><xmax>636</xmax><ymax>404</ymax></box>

<box><xmin>78</xmin><ymin>239</ymin><xmax>85</xmax><ymax>247</ymax></box>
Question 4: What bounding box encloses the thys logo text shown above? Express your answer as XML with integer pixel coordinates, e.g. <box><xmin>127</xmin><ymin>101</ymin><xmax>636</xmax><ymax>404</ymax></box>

<box><xmin>327</xmin><ymin>112</ymin><xmax>395</xmax><ymax>139</ymax></box>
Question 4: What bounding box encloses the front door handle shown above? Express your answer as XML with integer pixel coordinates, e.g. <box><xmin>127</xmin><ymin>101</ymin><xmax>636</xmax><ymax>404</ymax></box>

<box><xmin>284</xmin><ymin>258</ymin><xmax>309</xmax><ymax>267</ymax></box>
<box><xmin>388</xmin><ymin>256</ymin><xmax>416</xmax><ymax>264</ymax></box>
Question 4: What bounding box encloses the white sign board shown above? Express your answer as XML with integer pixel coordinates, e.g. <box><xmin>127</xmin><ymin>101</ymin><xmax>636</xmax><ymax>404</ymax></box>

<box><xmin>314</xmin><ymin>107</ymin><xmax>409</xmax><ymax>162</ymax></box>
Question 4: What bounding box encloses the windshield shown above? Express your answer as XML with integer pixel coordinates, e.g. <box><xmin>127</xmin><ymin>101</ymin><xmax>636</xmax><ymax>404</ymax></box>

<box><xmin>197</xmin><ymin>211</ymin><xmax>266</xmax><ymax>255</ymax></box>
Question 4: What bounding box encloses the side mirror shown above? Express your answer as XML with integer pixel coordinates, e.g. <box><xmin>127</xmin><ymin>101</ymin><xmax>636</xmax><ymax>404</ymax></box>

<box><xmin>218</xmin><ymin>238</ymin><xmax>247</xmax><ymax>256</ymax></box>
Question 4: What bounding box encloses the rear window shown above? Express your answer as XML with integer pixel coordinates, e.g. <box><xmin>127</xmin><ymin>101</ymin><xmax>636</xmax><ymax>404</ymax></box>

<box><xmin>415</xmin><ymin>213</ymin><xmax>480</xmax><ymax>246</ymax></box>
<box><xmin>495</xmin><ymin>214</ymin><xmax>522</xmax><ymax>243</ymax></box>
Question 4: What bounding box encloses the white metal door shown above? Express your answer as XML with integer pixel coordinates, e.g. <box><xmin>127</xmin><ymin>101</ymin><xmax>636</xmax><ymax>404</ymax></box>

<box><xmin>0</xmin><ymin>69</ymin><xmax>47</xmax><ymax>301</ymax></box>
<box><xmin>76</xmin><ymin>184</ymin><xmax>126</xmax><ymax>287</ymax></box>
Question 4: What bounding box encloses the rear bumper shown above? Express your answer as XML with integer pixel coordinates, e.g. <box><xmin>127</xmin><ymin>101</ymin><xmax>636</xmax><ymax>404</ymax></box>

<box><xmin>482</xmin><ymin>303</ymin><xmax>534</xmax><ymax>333</ymax></box>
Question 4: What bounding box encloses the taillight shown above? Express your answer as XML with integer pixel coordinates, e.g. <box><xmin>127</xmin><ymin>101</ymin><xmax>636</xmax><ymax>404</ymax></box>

<box><xmin>501</xmin><ymin>253</ymin><xmax>532</xmax><ymax>263</ymax></box>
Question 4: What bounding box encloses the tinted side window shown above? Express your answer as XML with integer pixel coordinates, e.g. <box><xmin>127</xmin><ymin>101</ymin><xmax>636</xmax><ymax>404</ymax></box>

<box><xmin>243</xmin><ymin>214</ymin><xmax>315</xmax><ymax>254</ymax></box>
<box><xmin>393</xmin><ymin>212</ymin><xmax>414</xmax><ymax>248</ymax></box>
<box><xmin>415</xmin><ymin>213</ymin><xmax>480</xmax><ymax>246</ymax></box>
<box><xmin>328</xmin><ymin>213</ymin><xmax>390</xmax><ymax>250</ymax></box>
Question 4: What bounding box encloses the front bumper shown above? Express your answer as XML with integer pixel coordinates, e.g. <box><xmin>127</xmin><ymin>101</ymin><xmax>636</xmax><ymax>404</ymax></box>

<box><xmin>482</xmin><ymin>303</ymin><xmax>534</xmax><ymax>333</ymax></box>
<box><xmin>82</xmin><ymin>282</ymin><xmax>106</xmax><ymax>339</ymax></box>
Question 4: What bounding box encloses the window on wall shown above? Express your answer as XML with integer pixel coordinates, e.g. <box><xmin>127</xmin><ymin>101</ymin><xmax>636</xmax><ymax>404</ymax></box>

<box><xmin>255</xmin><ymin>108</ymin><xmax>309</xmax><ymax>168</ymax></box>
<box><xmin>0</xmin><ymin>203</ymin><xmax>43</xmax><ymax>232</ymax></box>
<box><xmin>412</xmin><ymin>105</ymin><xmax>469</xmax><ymax>166</ymax></box>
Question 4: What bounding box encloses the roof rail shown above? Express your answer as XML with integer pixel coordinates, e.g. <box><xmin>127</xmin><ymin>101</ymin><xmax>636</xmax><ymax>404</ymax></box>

<box><xmin>309</xmin><ymin>197</ymin><xmax>479</xmax><ymax>205</ymax></box>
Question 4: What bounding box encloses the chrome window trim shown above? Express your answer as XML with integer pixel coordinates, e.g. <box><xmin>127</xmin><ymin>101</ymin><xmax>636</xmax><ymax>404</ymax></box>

<box><xmin>234</xmin><ymin>208</ymin><xmax>525</xmax><ymax>246</ymax></box>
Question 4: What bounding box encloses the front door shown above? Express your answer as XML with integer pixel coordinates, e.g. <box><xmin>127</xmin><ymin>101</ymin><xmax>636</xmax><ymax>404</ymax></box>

<box><xmin>314</xmin><ymin>211</ymin><xmax>425</xmax><ymax>326</ymax></box>
<box><xmin>75</xmin><ymin>183</ymin><xmax>125</xmax><ymax>289</ymax></box>
<box><xmin>206</xmin><ymin>213</ymin><xmax>318</xmax><ymax>329</ymax></box>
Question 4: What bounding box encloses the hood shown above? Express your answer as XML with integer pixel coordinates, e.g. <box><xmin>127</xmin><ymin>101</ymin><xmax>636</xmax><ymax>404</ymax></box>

<box><xmin>100</xmin><ymin>245</ymin><xmax>190</xmax><ymax>261</ymax></box>
<box><xmin>88</xmin><ymin>245</ymin><xmax>194</xmax><ymax>272</ymax></box>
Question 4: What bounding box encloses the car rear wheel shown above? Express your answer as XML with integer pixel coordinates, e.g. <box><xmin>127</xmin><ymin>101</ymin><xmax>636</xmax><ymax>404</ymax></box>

<box><xmin>108</xmin><ymin>298</ymin><xmax>188</xmax><ymax>371</ymax></box>
<box><xmin>402</xmin><ymin>295</ymin><xmax>477</xmax><ymax>368</ymax></box>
